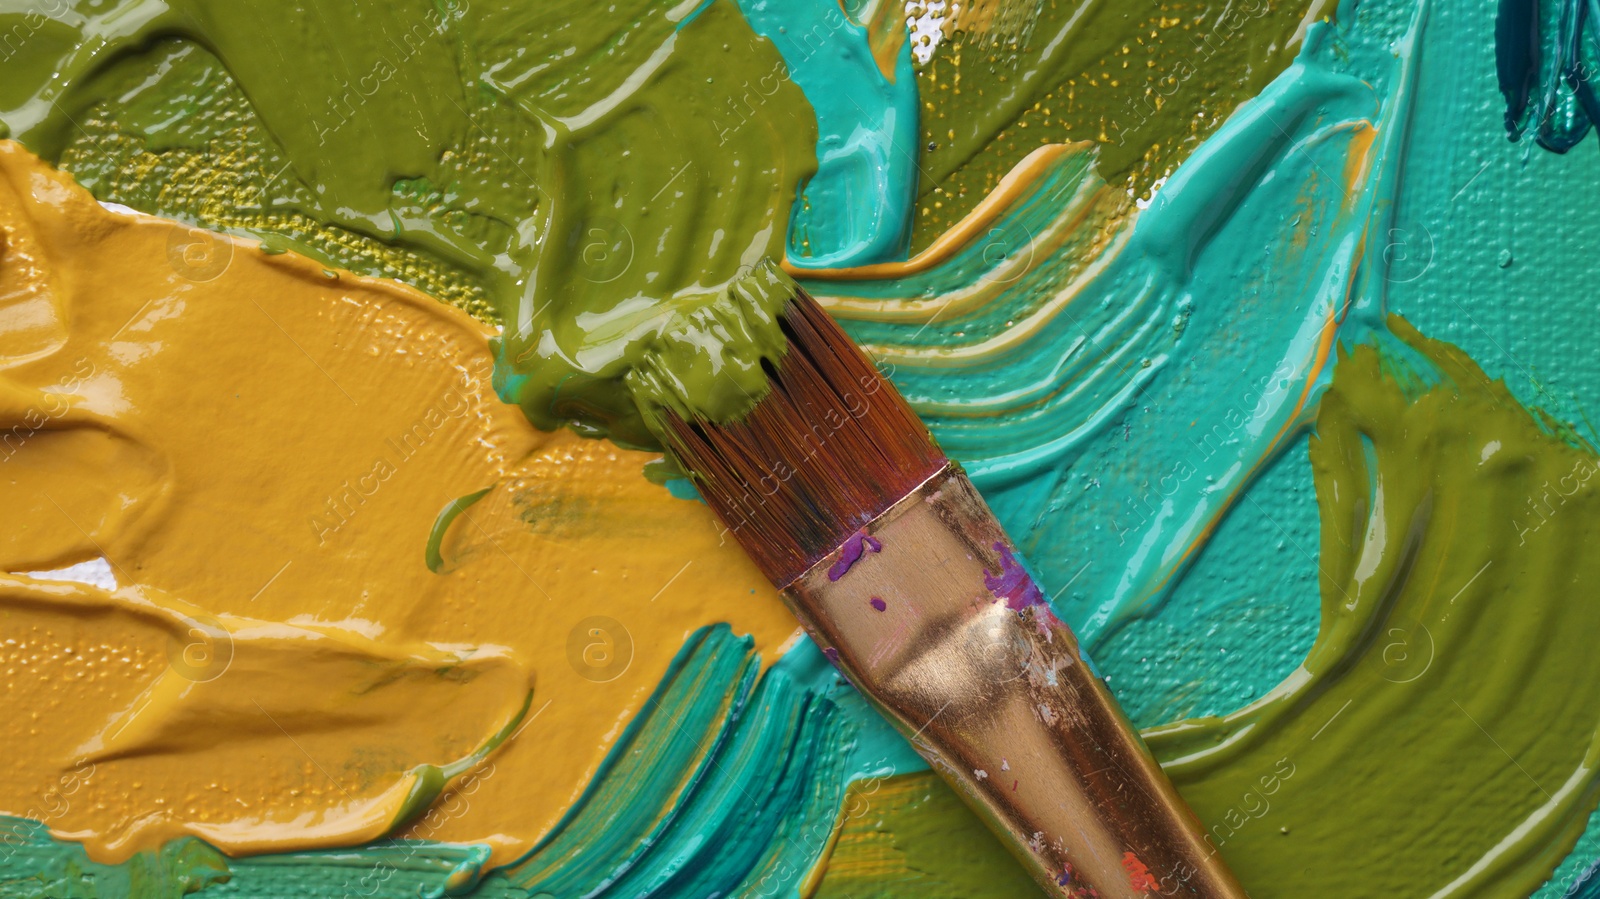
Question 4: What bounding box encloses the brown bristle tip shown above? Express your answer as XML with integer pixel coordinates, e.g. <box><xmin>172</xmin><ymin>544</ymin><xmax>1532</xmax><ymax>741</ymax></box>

<box><xmin>664</xmin><ymin>285</ymin><xmax>947</xmax><ymax>587</ymax></box>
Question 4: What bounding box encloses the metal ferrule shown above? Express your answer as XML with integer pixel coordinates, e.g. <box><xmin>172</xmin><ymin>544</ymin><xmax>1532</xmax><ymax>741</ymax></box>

<box><xmin>781</xmin><ymin>464</ymin><xmax>1246</xmax><ymax>898</ymax></box>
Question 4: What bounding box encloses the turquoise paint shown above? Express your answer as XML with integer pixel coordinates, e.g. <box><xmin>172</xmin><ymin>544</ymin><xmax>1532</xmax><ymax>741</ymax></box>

<box><xmin>736</xmin><ymin>0</ymin><xmax>920</xmax><ymax>267</ymax></box>
<box><xmin>662</xmin><ymin>477</ymin><xmax>702</xmax><ymax>501</ymax></box>
<box><xmin>1</xmin><ymin>826</ymin><xmax>520</xmax><ymax>899</ymax></box>
<box><xmin>191</xmin><ymin>626</ymin><xmax>877</xmax><ymax>898</ymax></box>
<box><xmin>494</xmin><ymin>625</ymin><xmax>918</xmax><ymax>897</ymax></box>
<box><xmin>13</xmin><ymin>0</ymin><xmax>1600</xmax><ymax>895</ymax></box>
<box><xmin>1095</xmin><ymin>437</ymin><xmax>1321</xmax><ymax>727</ymax></box>
<box><xmin>805</xmin><ymin>6</ymin><xmax>1417</xmax><ymax>646</ymax></box>
<box><xmin>0</xmin><ymin>824</ymin><xmax>228</xmax><ymax>899</ymax></box>
<box><xmin>773</xmin><ymin>637</ymin><xmax>928</xmax><ymax>779</ymax></box>
<box><xmin>800</xmin><ymin>0</ymin><xmax>1600</xmax><ymax>891</ymax></box>
<box><xmin>0</xmin><ymin>626</ymin><xmax>893</xmax><ymax>899</ymax></box>
<box><xmin>223</xmin><ymin>0</ymin><xmax>1600</xmax><ymax>890</ymax></box>
<box><xmin>1381</xmin><ymin>0</ymin><xmax>1600</xmax><ymax>891</ymax></box>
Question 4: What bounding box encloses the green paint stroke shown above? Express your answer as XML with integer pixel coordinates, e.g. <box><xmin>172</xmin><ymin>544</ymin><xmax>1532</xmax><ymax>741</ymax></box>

<box><xmin>13</xmin><ymin>1</ymin><xmax>1600</xmax><ymax>896</ymax></box>
<box><xmin>425</xmin><ymin>488</ymin><xmax>492</xmax><ymax>573</ymax></box>
<box><xmin>811</xmin><ymin>773</ymin><xmax>1039</xmax><ymax>899</ymax></box>
<box><xmin>814</xmin><ymin>319</ymin><xmax>1600</xmax><ymax>898</ymax></box>
<box><xmin>903</xmin><ymin>0</ymin><xmax>1317</xmax><ymax>249</ymax></box>
<box><xmin>1151</xmin><ymin>317</ymin><xmax>1600</xmax><ymax>896</ymax></box>
<box><xmin>0</xmin><ymin>0</ymin><xmax>820</xmax><ymax>449</ymax></box>
<box><xmin>389</xmin><ymin>687</ymin><xmax>534</xmax><ymax>837</ymax></box>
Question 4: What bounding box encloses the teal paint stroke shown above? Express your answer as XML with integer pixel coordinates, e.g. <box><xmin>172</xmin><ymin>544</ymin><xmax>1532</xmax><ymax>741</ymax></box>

<box><xmin>501</xmin><ymin>626</ymin><xmax>841</xmax><ymax>898</ymax></box>
<box><xmin>802</xmin><ymin>0</ymin><xmax>1600</xmax><ymax>891</ymax></box>
<box><xmin>1385</xmin><ymin>0</ymin><xmax>1600</xmax><ymax>891</ymax></box>
<box><xmin>802</xmin><ymin>1</ymin><xmax>1422</xmax><ymax>648</ymax></box>
<box><xmin>0</xmin><ymin>627</ymin><xmax>910</xmax><ymax>899</ymax></box>
<box><xmin>0</xmin><ymin>824</ymin><xmax>530</xmax><ymax>899</ymax></box>
<box><xmin>736</xmin><ymin>0</ymin><xmax>920</xmax><ymax>267</ymax></box>
<box><xmin>281</xmin><ymin>626</ymin><xmax>903</xmax><ymax>899</ymax></box>
<box><xmin>0</xmin><ymin>824</ymin><xmax>227</xmax><ymax>899</ymax></box>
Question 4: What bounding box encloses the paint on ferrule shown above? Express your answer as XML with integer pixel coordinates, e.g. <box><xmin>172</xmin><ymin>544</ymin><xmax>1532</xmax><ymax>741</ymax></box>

<box><xmin>984</xmin><ymin>542</ymin><xmax>1046</xmax><ymax>611</ymax></box>
<box><xmin>827</xmin><ymin>532</ymin><xmax>882</xmax><ymax>581</ymax></box>
<box><xmin>1122</xmin><ymin>851</ymin><xmax>1159</xmax><ymax>891</ymax></box>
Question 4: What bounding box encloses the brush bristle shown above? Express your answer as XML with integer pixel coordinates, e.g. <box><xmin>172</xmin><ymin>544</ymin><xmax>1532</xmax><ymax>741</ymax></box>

<box><xmin>663</xmin><ymin>286</ymin><xmax>947</xmax><ymax>587</ymax></box>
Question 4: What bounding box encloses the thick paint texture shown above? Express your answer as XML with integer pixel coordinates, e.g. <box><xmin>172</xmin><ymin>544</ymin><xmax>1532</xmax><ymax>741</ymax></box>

<box><xmin>736</xmin><ymin>0</ymin><xmax>921</xmax><ymax>267</ymax></box>
<box><xmin>802</xmin><ymin>7</ymin><xmax>1406</xmax><ymax>643</ymax></box>
<box><xmin>0</xmin><ymin>0</ymin><xmax>823</xmax><ymax>448</ymax></box>
<box><xmin>8</xmin><ymin>0</ymin><xmax>1600</xmax><ymax>896</ymax></box>
<box><xmin>811</xmin><ymin>773</ymin><xmax>1041</xmax><ymax>897</ymax></box>
<box><xmin>802</xmin><ymin>0</ymin><xmax>1600</xmax><ymax>894</ymax></box>
<box><xmin>813</xmin><ymin>321</ymin><xmax>1600</xmax><ymax>898</ymax></box>
<box><xmin>869</xmin><ymin>0</ymin><xmax>1322</xmax><ymax>247</ymax></box>
<box><xmin>0</xmin><ymin>143</ymin><xmax>803</xmax><ymax>869</ymax></box>
<box><xmin>1152</xmin><ymin>321</ymin><xmax>1600</xmax><ymax>896</ymax></box>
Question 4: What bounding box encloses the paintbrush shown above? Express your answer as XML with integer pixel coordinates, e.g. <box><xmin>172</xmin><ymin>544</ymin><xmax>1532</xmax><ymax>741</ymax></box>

<box><xmin>654</xmin><ymin>264</ymin><xmax>1247</xmax><ymax>898</ymax></box>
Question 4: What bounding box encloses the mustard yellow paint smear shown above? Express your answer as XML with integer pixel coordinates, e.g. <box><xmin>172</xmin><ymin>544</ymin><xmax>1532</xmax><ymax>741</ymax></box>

<box><xmin>0</xmin><ymin>141</ymin><xmax>800</xmax><ymax>866</ymax></box>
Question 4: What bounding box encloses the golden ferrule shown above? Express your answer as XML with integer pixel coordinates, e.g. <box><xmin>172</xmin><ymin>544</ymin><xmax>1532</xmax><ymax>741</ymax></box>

<box><xmin>781</xmin><ymin>465</ymin><xmax>1246</xmax><ymax>898</ymax></box>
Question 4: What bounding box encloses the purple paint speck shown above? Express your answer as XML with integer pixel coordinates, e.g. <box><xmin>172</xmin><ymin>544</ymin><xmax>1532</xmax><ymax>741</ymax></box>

<box><xmin>827</xmin><ymin>531</ymin><xmax>882</xmax><ymax>581</ymax></box>
<box><xmin>984</xmin><ymin>542</ymin><xmax>1046</xmax><ymax>611</ymax></box>
<box><xmin>869</xmin><ymin>596</ymin><xmax>887</xmax><ymax>612</ymax></box>
<box><xmin>822</xmin><ymin>646</ymin><xmax>840</xmax><ymax>665</ymax></box>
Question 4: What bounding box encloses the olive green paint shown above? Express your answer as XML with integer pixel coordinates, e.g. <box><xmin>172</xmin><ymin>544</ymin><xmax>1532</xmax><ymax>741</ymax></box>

<box><xmin>905</xmin><ymin>0</ymin><xmax>1318</xmax><ymax>247</ymax></box>
<box><xmin>0</xmin><ymin>0</ymin><xmax>818</xmax><ymax>448</ymax></box>
<box><xmin>812</xmin><ymin>319</ymin><xmax>1600</xmax><ymax>898</ymax></box>
<box><xmin>811</xmin><ymin>774</ymin><xmax>1042</xmax><ymax>899</ymax></box>
<box><xmin>1141</xmin><ymin>318</ymin><xmax>1600</xmax><ymax>896</ymax></box>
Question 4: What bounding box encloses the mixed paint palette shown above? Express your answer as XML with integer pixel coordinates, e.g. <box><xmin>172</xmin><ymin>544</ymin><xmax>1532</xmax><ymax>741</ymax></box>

<box><xmin>2</xmin><ymin>0</ymin><xmax>1599</xmax><ymax>895</ymax></box>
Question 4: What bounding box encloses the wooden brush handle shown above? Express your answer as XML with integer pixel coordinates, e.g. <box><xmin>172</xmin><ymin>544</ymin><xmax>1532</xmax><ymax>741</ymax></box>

<box><xmin>782</xmin><ymin>466</ymin><xmax>1246</xmax><ymax>899</ymax></box>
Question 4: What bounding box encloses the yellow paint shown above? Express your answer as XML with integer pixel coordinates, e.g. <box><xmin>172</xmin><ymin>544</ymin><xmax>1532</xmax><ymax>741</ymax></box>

<box><xmin>0</xmin><ymin>141</ymin><xmax>800</xmax><ymax>865</ymax></box>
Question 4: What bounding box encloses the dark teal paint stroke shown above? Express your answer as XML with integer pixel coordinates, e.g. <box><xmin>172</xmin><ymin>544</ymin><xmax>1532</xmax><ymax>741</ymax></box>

<box><xmin>219</xmin><ymin>843</ymin><xmax>510</xmax><ymax>899</ymax></box>
<box><xmin>28</xmin><ymin>0</ymin><xmax>1600</xmax><ymax>896</ymax></box>
<box><xmin>1568</xmin><ymin>858</ymin><xmax>1600</xmax><ymax>898</ymax></box>
<box><xmin>1497</xmin><ymin>0</ymin><xmax>1600</xmax><ymax>150</ymax></box>
<box><xmin>1497</xmin><ymin>0</ymin><xmax>1541</xmax><ymax>131</ymax></box>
